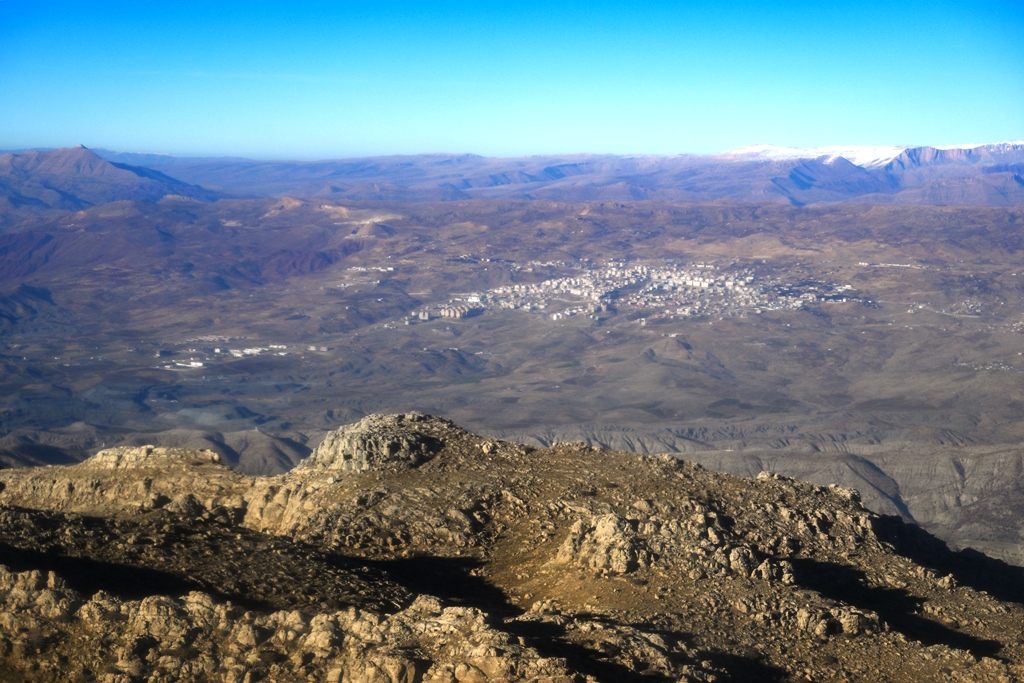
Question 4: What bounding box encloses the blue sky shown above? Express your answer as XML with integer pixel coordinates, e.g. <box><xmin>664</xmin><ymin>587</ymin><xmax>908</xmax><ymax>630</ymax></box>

<box><xmin>1</xmin><ymin>1</ymin><xmax>1021</xmax><ymax>158</ymax></box>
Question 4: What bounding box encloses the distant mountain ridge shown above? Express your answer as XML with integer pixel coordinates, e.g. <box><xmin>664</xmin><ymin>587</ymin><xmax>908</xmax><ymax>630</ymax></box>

<box><xmin>91</xmin><ymin>140</ymin><xmax>1024</xmax><ymax>207</ymax></box>
<box><xmin>725</xmin><ymin>141</ymin><xmax>1024</xmax><ymax>167</ymax></box>
<box><xmin>0</xmin><ymin>146</ymin><xmax>220</xmax><ymax>224</ymax></box>
<box><xmin>724</xmin><ymin>143</ymin><xmax>910</xmax><ymax>167</ymax></box>
<box><xmin>2</xmin><ymin>141</ymin><xmax>1022</xmax><ymax>214</ymax></box>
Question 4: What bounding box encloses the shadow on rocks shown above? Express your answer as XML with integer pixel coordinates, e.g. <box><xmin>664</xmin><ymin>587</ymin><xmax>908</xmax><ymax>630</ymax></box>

<box><xmin>0</xmin><ymin>542</ymin><xmax>272</xmax><ymax>610</ymax></box>
<box><xmin>789</xmin><ymin>557</ymin><xmax>1002</xmax><ymax>659</ymax></box>
<box><xmin>359</xmin><ymin>555</ymin><xmax>512</xmax><ymax>613</ymax></box>
<box><xmin>640</xmin><ymin>622</ymin><xmax>788</xmax><ymax>683</ymax></box>
<box><xmin>872</xmin><ymin>513</ymin><xmax>1024</xmax><ymax>607</ymax></box>
<box><xmin>364</xmin><ymin>554</ymin><xmax>786</xmax><ymax>683</ymax></box>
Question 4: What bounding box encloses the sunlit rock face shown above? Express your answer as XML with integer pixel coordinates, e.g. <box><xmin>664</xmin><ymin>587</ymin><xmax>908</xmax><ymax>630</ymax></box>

<box><xmin>299</xmin><ymin>413</ymin><xmax>446</xmax><ymax>472</ymax></box>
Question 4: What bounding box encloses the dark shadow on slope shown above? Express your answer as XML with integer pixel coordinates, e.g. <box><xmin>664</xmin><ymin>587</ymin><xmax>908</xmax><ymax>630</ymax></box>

<box><xmin>364</xmin><ymin>554</ymin><xmax>785</xmax><ymax>683</ymax></box>
<box><xmin>0</xmin><ymin>535</ymin><xmax>411</xmax><ymax>615</ymax></box>
<box><xmin>362</xmin><ymin>555</ymin><xmax>510</xmax><ymax>612</ymax></box>
<box><xmin>0</xmin><ymin>443</ymin><xmax>81</xmax><ymax>468</ymax></box>
<box><xmin>0</xmin><ymin>542</ymin><xmax>264</xmax><ymax>606</ymax></box>
<box><xmin>636</xmin><ymin>620</ymin><xmax>788</xmax><ymax>683</ymax></box>
<box><xmin>630</xmin><ymin>618</ymin><xmax>782</xmax><ymax>683</ymax></box>
<box><xmin>789</xmin><ymin>557</ymin><xmax>1002</xmax><ymax>658</ymax></box>
<box><xmin>871</xmin><ymin>514</ymin><xmax>1024</xmax><ymax>607</ymax></box>
<box><xmin>505</xmin><ymin>614</ymin><xmax>784</xmax><ymax>683</ymax></box>
<box><xmin>701</xmin><ymin>652</ymin><xmax>788</xmax><ymax>683</ymax></box>
<box><xmin>0</xmin><ymin>505</ymin><xmax>412</xmax><ymax>614</ymax></box>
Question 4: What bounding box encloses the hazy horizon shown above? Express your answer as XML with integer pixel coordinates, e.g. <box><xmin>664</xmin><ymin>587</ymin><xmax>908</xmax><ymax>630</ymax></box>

<box><xmin>6</xmin><ymin>139</ymin><xmax>1024</xmax><ymax>165</ymax></box>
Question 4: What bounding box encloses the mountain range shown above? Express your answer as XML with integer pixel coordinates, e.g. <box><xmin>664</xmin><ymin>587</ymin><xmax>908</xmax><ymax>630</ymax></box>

<box><xmin>90</xmin><ymin>141</ymin><xmax>1024</xmax><ymax>207</ymax></box>
<box><xmin>0</xmin><ymin>145</ymin><xmax>218</xmax><ymax>229</ymax></box>
<box><xmin>2</xmin><ymin>141</ymin><xmax>1022</xmax><ymax>222</ymax></box>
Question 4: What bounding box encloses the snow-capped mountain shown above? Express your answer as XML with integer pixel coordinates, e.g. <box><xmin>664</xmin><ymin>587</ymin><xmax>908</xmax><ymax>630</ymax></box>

<box><xmin>724</xmin><ymin>141</ymin><xmax>1024</xmax><ymax>170</ymax></box>
<box><xmin>723</xmin><ymin>144</ymin><xmax>908</xmax><ymax>168</ymax></box>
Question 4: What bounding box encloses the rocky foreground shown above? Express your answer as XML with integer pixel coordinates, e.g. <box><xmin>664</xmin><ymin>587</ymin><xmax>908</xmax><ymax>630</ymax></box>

<box><xmin>0</xmin><ymin>414</ymin><xmax>1023</xmax><ymax>682</ymax></box>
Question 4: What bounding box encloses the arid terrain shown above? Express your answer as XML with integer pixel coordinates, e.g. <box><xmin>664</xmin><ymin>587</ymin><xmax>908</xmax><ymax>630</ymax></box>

<box><xmin>4</xmin><ymin>0</ymin><xmax>1021</xmax><ymax>677</ymax></box>
<box><xmin>3</xmin><ymin>147</ymin><xmax>1024</xmax><ymax>566</ymax></box>
<box><xmin>2</xmin><ymin>413</ymin><xmax>1024</xmax><ymax>682</ymax></box>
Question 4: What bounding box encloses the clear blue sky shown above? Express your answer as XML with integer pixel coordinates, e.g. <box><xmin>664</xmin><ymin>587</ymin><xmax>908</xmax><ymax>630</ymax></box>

<box><xmin>1</xmin><ymin>1</ymin><xmax>1021</xmax><ymax>158</ymax></box>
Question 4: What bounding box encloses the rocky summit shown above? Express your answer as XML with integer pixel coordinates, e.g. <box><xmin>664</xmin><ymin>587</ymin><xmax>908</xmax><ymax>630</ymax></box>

<box><xmin>1</xmin><ymin>415</ymin><xmax>1024</xmax><ymax>682</ymax></box>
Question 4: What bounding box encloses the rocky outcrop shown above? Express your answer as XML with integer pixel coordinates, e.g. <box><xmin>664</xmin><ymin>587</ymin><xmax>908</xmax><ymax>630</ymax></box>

<box><xmin>299</xmin><ymin>413</ymin><xmax>447</xmax><ymax>472</ymax></box>
<box><xmin>85</xmin><ymin>445</ymin><xmax>222</xmax><ymax>469</ymax></box>
<box><xmin>2</xmin><ymin>414</ymin><xmax>1024</xmax><ymax>682</ymax></box>
<box><xmin>555</xmin><ymin>513</ymin><xmax>650</xmax><ymax>574</ymax></box>
<box><xmin>0</xmin><ymin>565</ymin><xmax>576</xmax><ymax>683</ymax></box>
<box><xmin>0</xmin><ymin>445</ymin><xmax>246</xmax><ymax>517</ymax></box>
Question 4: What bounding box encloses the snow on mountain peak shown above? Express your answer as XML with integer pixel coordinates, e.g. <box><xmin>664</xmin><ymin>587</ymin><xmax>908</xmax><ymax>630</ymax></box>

<box><xmin>723</xmin><ymin>141</ymin><xmax>1024</xmax><ymax>168</ymax></box>
<box><xmin>723</xmin><ymin>144</ymin><xmax>907</xmax><ymax>168</ymax></box>
<box><xmin>932</xmin><ymin>141</ymin><xmax>1024</xmax><ymax>153</ymax></box>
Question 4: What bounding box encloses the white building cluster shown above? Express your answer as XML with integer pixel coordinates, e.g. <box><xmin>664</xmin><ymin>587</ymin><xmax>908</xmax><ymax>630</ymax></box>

<box><xmin>485</xmin><ymin>260</ymin><xmax>868</xmax><ymax>321</ymax></box>
<box><xmin>439</xmin><ymin>305</ymin><xmax>484</xmax><ymax>319</ymax></box>
<box><xmin>401</xmin><ymin>259</ymin><xmax>867</xmax><ymax>327</ymax></box>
